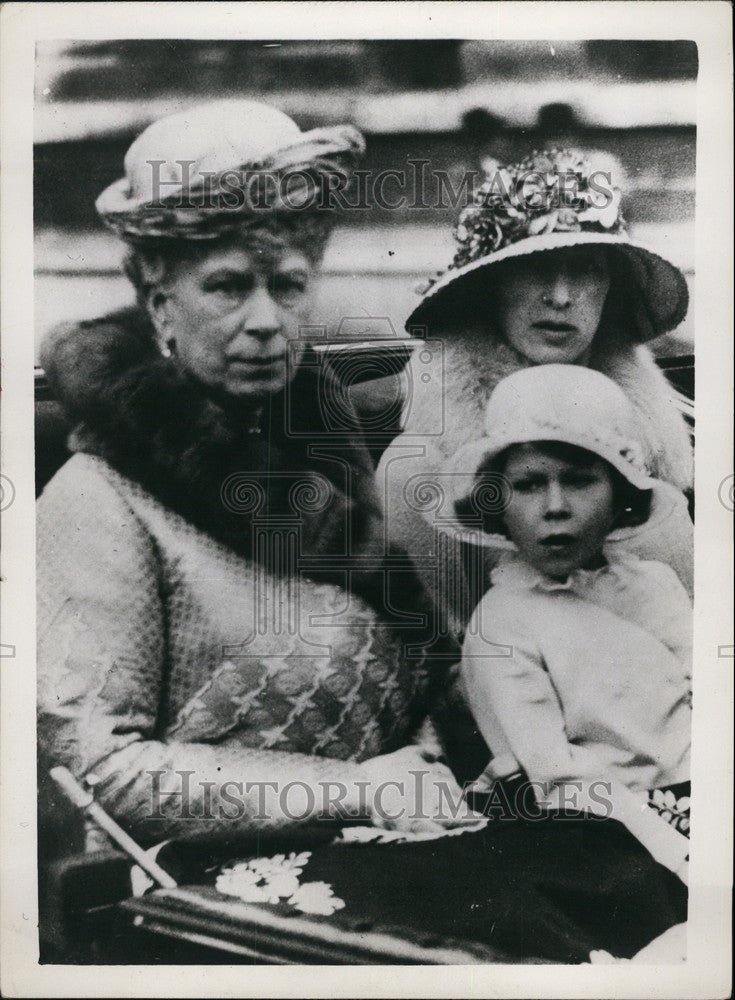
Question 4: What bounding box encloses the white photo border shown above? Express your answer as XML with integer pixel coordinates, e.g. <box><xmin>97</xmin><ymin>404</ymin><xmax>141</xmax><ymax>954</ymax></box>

<box><xmin>1</xmin><ymin>3</ymin><xmax>732</xmax><ymax>997</ymax></box>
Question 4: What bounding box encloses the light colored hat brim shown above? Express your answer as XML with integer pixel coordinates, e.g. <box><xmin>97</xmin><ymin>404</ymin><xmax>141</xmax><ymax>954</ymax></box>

<box><xmin>406</xmin><ymin>231</ymin><xmax>688</xmax><ymax>340</ymax></box>
<box><xmin>444</xmin><ymin>425</ymin><xmax>658</xmax><ymax>549</ymax></box>
<box><xmin>437</xmin><ymin>470</ymin><xmax>675</xmax><ymax>552</ymax></box>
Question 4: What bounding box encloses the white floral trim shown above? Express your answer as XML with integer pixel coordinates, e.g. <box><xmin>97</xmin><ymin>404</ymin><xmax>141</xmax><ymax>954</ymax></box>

<box><xmin>334</xmin><ymin>820</ymin><xmax>488</xmax><ymax>846</ymax></box>
<box><xmin>648</xmin><ymin>789</ymin><xmax>691</xmax><ymax>835</ymax></box>
<box><xmin>215</xmin><ymin>851</ymin><xmax>346</xmax><ymax>917</ymax></box>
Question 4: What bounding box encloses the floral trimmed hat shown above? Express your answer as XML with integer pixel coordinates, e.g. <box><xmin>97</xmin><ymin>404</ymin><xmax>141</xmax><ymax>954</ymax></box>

<box><xmin>406</xmin><ymin>148</ymin><xmax>688</xmax><ymax>340</ymax></box>
<box><xmin>96</xmin><ymin>100</ymin><xmax>365</xmax><ymax>241</ymax></box>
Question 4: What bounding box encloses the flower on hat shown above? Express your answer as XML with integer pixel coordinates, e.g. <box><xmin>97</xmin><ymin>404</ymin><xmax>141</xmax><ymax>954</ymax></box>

<box><xmin>430</xmin><ymin>148</ymin><xmax>626</xmax><ymax>290</ymax></box>
<box><xmin>577</xmin><ymin>187</ymin><xmax>623</xmax><ymax>229</ymax></box>
<box><xmin>408</xmin><ymin>149</ymin><xmax>688</xmax><ymax>341</ymax></box>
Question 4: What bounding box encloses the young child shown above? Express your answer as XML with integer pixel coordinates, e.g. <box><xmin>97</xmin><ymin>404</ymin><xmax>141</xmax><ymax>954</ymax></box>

<box><xmin>449</xmin><ymin>364</ymin><xmax>692</xmax><ymax>885</ymax></box>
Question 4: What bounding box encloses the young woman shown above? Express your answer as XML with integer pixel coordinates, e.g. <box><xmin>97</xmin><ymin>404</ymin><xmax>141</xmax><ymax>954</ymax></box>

<box><xmin>378</xmin><ymin>149</ymin><xmax>694</xmax><ymax>637</ymax></box>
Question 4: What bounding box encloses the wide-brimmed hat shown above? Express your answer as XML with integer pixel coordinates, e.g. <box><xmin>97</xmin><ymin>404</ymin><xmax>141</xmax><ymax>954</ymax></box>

<box><xmin>96</xmin><ymin>100</ymin><xmax>365</xmax><ymax>240</ymax></box>
<box><xmin>406</xmin><ymin>148</ymin><xmax>688</xmax><ymax>340</ymax></box>
<box><xmin>446</xmin><ymin>364</ymin><xmax>662</xmax><ymax>547</ymax></box>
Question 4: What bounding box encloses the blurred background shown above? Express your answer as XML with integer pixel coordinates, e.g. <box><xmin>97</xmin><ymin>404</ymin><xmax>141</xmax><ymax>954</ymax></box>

<box><xmin>34</xmin><ymin>39</ymin><xmax>697</xmax><ymax>360</ymax></box>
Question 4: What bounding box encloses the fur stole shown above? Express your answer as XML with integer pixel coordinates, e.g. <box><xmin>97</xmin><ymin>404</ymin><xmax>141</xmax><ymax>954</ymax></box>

<box><xmin>40</xmin><ymin>309</ymin><xmax>385</xmax><ymax>580</ymax></box>
<box><xmin>402</xmin><ymin>331</ymin><xmax>693</xmax><ymax>491</ymax></box>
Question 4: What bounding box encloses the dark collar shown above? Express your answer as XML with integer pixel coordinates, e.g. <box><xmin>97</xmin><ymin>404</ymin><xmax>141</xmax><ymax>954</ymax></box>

<box><xmin>42</xmin><ymin>309</ymin><xmax>382</xmax><ymax>567</ymax></box>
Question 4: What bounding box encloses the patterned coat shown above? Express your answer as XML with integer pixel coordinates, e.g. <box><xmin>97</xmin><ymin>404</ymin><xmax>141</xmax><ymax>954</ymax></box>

<box><xmin>37</xmin><ymin>315</ymin><xmax>449</xmax><ymax>850</ymax></box>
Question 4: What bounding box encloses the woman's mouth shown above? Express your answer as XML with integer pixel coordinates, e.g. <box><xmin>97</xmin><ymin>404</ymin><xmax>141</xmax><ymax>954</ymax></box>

<box><xmin>228</xmin><ymin>356</ymin><xmax>285</xmax><ymax>376</ymax></box>
<box><xmin>539</xmin><ymin>533</ymin><xmax>576</xmax><ymax>550</ymax></box>
<box><xmin>532</xmin><ymin>321</ymin><xmax>577</xmax><ymax>336</ymax></box>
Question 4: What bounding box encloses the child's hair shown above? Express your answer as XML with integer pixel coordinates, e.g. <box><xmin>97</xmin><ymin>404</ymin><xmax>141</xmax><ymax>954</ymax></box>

<box><xmin>454</xmin><ymin>439</ymin><xmax>652</xmax><ymax>538</ymax></box>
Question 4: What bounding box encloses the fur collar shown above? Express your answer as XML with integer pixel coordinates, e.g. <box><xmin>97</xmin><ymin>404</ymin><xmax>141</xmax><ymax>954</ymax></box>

<box><xmin>41</xmin><ymin>309</ymin><xmax>384</xmax><ymax>573</ymax></box>
<box><xmin>403</xmin><ymin>330</ymin><xmax>693</xmax><ymax>491</ymax></box>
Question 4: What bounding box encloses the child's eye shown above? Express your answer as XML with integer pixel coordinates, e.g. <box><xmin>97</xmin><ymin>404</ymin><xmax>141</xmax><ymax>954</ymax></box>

<box><xmin>562</xmin><ymin>472</ymin><xmax>598</xmax><ymax>488</ymax></box>
<box><xmin>512</xmin><ymin>477</ymin><xmax>543</xmax><ymax>493</ymax></box>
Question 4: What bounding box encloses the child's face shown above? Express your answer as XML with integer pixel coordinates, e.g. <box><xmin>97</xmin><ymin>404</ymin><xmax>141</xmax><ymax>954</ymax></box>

<box><xmin>501</xmin><ymin>444</ymin><xmax>617</xmax><ymax>579</ymax></box>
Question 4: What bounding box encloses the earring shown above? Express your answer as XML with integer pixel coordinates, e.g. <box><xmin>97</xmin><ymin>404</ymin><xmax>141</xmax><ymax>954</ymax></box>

<box><xmin>160</xmin><ymin>338</ymin><xmax>176</xmax><ymax>358</ymax></box>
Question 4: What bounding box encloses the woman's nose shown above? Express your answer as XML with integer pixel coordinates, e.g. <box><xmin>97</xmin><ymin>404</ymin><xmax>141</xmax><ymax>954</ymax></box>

<box><xmin>243</xmin><ymin>287</ymin><xmax>282</xmax><ymax>338</ymax></box>
<box><xmin>544</xmin><ymin>274</ymin><xmax>573</xmax><ymax>309</ymax></box>
<box><xmin>543</xmin><ymin>482</ymin><xmax>571</xmax><ymax>518</ymax></box>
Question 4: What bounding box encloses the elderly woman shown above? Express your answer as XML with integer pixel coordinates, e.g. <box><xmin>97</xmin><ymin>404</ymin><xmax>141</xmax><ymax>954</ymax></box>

<box><xmin>36</xmin><ymin>101</ymin><xmax>461</xmax><ymax>868</ymax></box>
<box><xmin>378</xmin><ymin>149</ymin><xmax>694</xmax><ymax>639</ymax></box>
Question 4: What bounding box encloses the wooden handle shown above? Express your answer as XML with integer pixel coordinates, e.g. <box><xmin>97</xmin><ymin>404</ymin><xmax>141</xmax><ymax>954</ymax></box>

<box><xmin>50</xmin><ymin>766</ymin><xmax>177</xmax><ymax>889</ymax></box>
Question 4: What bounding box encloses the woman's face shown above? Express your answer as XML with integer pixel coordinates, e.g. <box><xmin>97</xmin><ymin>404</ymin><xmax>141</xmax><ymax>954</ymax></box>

<box><xmin>501</xmin><ymin>444</ymin><xmax>617</xmax><ymax>580</ymax></box>
<box><xmin>151</xmin><ymin>235</ymin><xmax>316</xmax><ymax>401</ymax></box>
<box><xmin>494</xmin><ymin>247</ymin><xmax>611</xmax><ymax>365</ymax></box>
